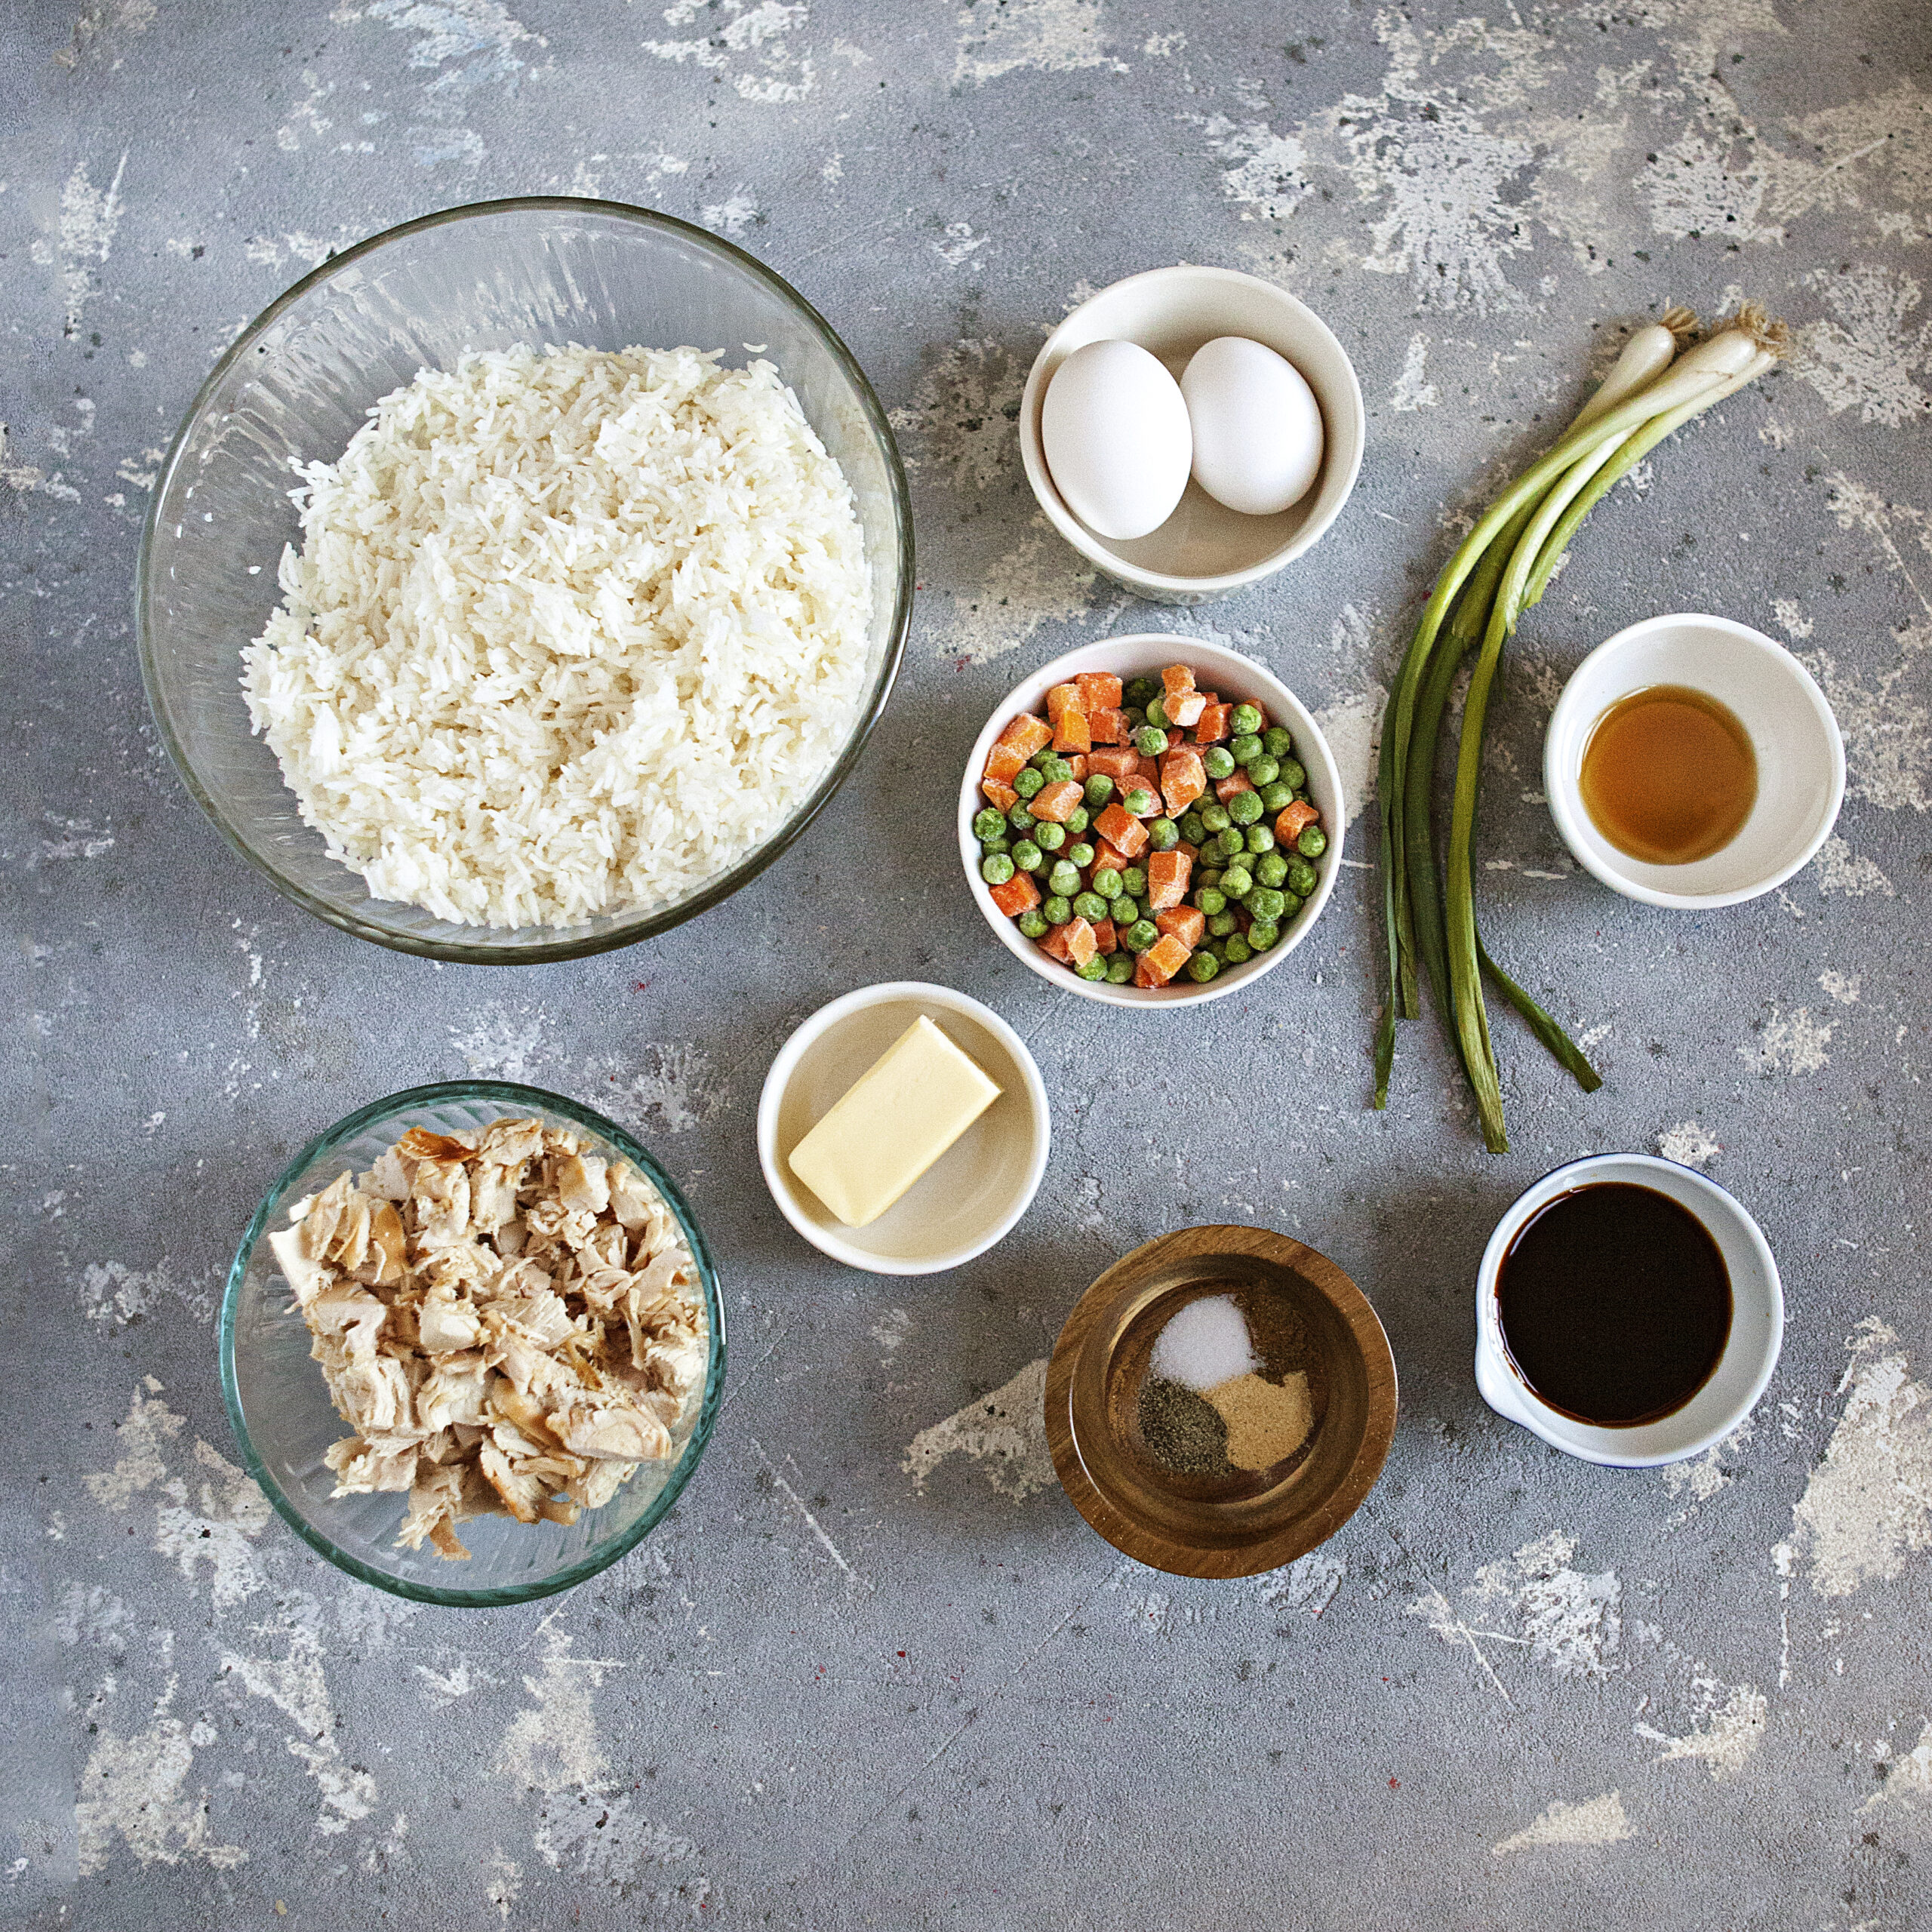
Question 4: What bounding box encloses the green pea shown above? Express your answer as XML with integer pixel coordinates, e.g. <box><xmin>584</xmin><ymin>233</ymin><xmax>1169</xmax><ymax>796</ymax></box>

<box><xmin>1196</xmin><ymin>886</ymin><xmax>1227</xmax><ymax>917</ymax></box>
<box><xmin>1247</xmin><ymin>887</ymin><xmax>1286</xmax><ymax>923</ymax></box>
<box><xmin>1197</xmin><ymin>867</ymin><xmax>1222</xmax><ymax>890</ymax></box>
<box><xmin>1202</xmin><ymin>746</ymin><xmax>1236</xmax><ymax>781</ymax></box>
<box><xmin>1030</xmin><ymin>747</ymin><xmax>1058</xmax><ymax>771</ymax></box>
<box><xmin>1012</xmin><ymin>838</ymin><xmax>1044</xmax><ymax>873</ymax></box>
<box><xmin>1007</xmin><ymin>802</ymin><xmax>1035</xmax><ymax>833</ymax></box>
<box><xmin>1230</xmin><ymin>732</ymin><xmax>1263</xmax><ymax>765</ymax></box>
<box><xmin>1278</xmin><ymin>889</ymin><xmax>1305</xmax><ymax>921</ymax></box>
<box><xmin>1049</xmin><ymin>860</ymin><xmax>1082</xmax><ymax>897</ymax></box>
<box><xmin>1260</xmin><ymin>780</ymin><xmax>1294</xmax><ymax>813</ymax></box>
<box><xmin>1067</xmin><ymin>841</ymin><xmax>1096</xmax><ymax>870</ymax></box>
<box><xmin>1121</xmin><ymin>866</ymin><xmax>1147</xmax><ymax>899</ymax></box>
<box><xmin>1034</xmin><ymin>820</ymin><xmax>1066</xmax><ymax>853</ymax></box>
<box><xmin>1215</xmin><ymin>828</ymin><xmax>1245</xmax><ymax>860</ymax></box>
<box><xmin>1231</xmin><ymin>703</ymin><xmax>1263</xmax><ymax>736</ymax></box>
<box><xmin>1017</xmin><ymin>907</ymin><xmax>1049</xmax><ymax>940</ymax></box>
<box><xmin>1179</xmin><ymin>811</ymin><xmax>1206</xmax><ymax>844</ymax></box>
<box><xmin>1186</xmin><ymin>951</ymin><xmax>1220</xmax><ymax>983</ymax></box>
<box><xmin>1042</xmin><ymin>894</ymin><xmax>1072</xmax><ymax>925</ymax></box>
<box><xmin>1106</xmin><ymin>954</ymin><xmax>1136</xmax><ymax>985</ymax></box>
<box><xmin>981</xmin><ymin>853</ymin><xmax>1015</xmax><ymax>885</ymax></box>
<box><xmin>1093</xmin><ymin>867</ymin><xmax>1124</xmax><ymax>899</ymax></box>
<box><xmin>1228</xmin><ymin>789</ymin><xmax>1263</xmax><ymax>827</ymax></box>
<box><xmin>1014</xmin><ymin>767</ymin><xmax>1045</xmax><ymax>799</ymax></box>
<box><xmin>1278</xmin><ymin>758</ymin><xmax>1306</xmax><ymax>792</ymax></box>
<box><xmin>1133</xmin><ymin>728</ymin><xmax>1167</xmax><ymax>761</ymax></box>
<box><xmin>1064</xmin><ymin>804</ymin><xmax>1090</xmax><ymax>836</ymax></box>
<box><xmin>1121</xmin><ymin>705</ymin><xmax>1147</xmax><ymax>731</ymax></box>
<box><xmin>1247</xmin><ymin>755</ymin><xmax>1281</xmax><ymax>788</ymax></box>
<box><xmin>1076</xmin><ymin>955</ymin><xmax>1110</xmax><ymax>981</ymax></box>
<box><xmin>1148</xmin><ymin>818</ymin><xmax>1180</xmax><ymax>852</ymax></box>
<box><xmin>1124</xmin><ymin>786</ymin><xmax>1158</xmax><ymax>817</ymax></box>
<box><xmin>1199</xmin><ymin>802</ymin><xmax>1231</xmax><ymax>835</ymax></box>
<box><xmin>1130</xmin><ymin>897</ymin><xmax>1156</xmax><ymax>924</ymax></box>
<box><xmin>1124</xmin><ymin>676</ymin><xmax>1159</xmax><ymax>709</ymax></box>
<box><xmin>972</xmin><ymin>807</ymin><xmax>1004</xmax><ymax>841</ymax></box>
<box><xmin>1297</xmin><ymin>825</ymin><xmax>1327</xmax><ymax>859</ymax></box>
<box><xmin>1208</xmin><ymin>911</ymin><xmax>1238</xmax><ymax>939</ymax></box>
<box><xmin>1123</xmin><ymin>919</ymin><xmax>1158</xmax><ymax>954</ymax></box>
<box><xmin>1246</xmin><ymin>825</ymin><xmax>1275</xmax><ymax>854</ymax></box>
<box><xmin>1066</xmin><ymin>892</ymin><xmax>1102</xmax><ymax>924</ymax></box>
<box><xmin>1223</xmin><ymin>934</ymin><xmax>1252</xmax><ymax>965</ymax></box>
<box><xmin>1041</xmin><ymin>755</ymin><xmax>1075</xmax><ymax>786</ymax></box>
<box><xmin>1247</xmin><ymin>921</ymin><xmax>1280</xmax><ymax>952</ymax></box>
<box><xmin>1285</xmin><ymin>858</ymin><xmax>1318</xmax><ymax>897</ymax></box>
<box><xmin>1263</xmin><ymin>725</ymin><xmax>1294</xmax><ymax>758</ymax></box>
<box><xmin>1084</xmin><ymin>774</ymin><xmax>1115</xmax><ymax>808</ymax></box>
<box><xmin>1220</xmin><ymin>864</ymin><xmax>1254</xmax><ymax>900</ymax></box>
<box><xmin>980</xmin><ymin>833</ymin><xmax>1011</xmax><ymax>855</ymax></box>
<box><xmin>1255</xmin><ymin>851</ymin><xmax>1288</xmax><ymax>889</ymax></box>
<box><xmin>1145</xmin><ymin>695</ymin><xmax>1169</xmax><ymax>730</ymax></box>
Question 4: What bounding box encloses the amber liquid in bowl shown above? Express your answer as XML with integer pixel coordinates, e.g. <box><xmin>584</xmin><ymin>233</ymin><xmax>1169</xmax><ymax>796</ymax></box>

<box><xmin>1579</xmin><ymin>684</ymin><xmax>1757</xmax><ymax>865</ymax></box>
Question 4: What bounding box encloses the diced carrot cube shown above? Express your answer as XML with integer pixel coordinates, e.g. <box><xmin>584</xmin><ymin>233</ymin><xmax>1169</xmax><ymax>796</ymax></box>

<box><xmin>1089</xmin><ymin>746</ymin><xmax>1140</xmax><ymax>779</ymax></box>
<box><xmin>1045</xmin><ymin>684</ymin><xmax>1082</xmax><ymax>724</ymax></box>
<box><xmin>1088</xmin><ymin>706</ymin><xmax>1129</xmax><ymax>745</ymax></box>
<box><xmin>1216</xmin><ymin>769</ymin><xmax>1254</xmax><ymax>804</ymax></box>
<box><xmin>1275</xmin><ymin>800</ymin><xmax>1320</xmax><ymax>843</ymax></box>
<box><xmin>981</xmin><ymin>778</ymin><xmax>1018</xmax><ymax>814</ymax></box>
<box><xmin>985</xmin><ymin>740</ymin><xmax>1026</xmax><ymax>785</ymax></box>
<box><xmin>1166</xmin><ymin>690</ymin><xmax>1207</xmax><ymax>728</ymax></box>
<box><xmin>989</xmin><ymin>872</ymin><xmax>1041</xmax><ymax>918</ymax></box>
<box><xmin>1032</xmin><ymin>780</ymin><xmax>1084</xmax><ymax>824</ymax></box>
<box><xmin>1147</xmin><ymin>850</ymin><xmax>1193</xmax><ymax>910</ymax></box>
<box><xmin>1038</xmin><ymin>924</ymin><xmax>1075</xmax><ymax>964</ymax></box>
<box><xmin>1160</xmin><ymin>746</ymin><xmax>1206</xmax><ymax>817</ymax></box>
<box><xmin>1063</xmin><ymin>917</ymin><xmax>1099</xmax><ymax>968</ymax></box>
<box><xmin>1091</xmin><ymin>838</ymin><xmax>1129</xmax><ymax>876</ymax></box>
<box><xmin>1161</xmin><ymin>664</ymin><xmax>1197</xmax><ymax>703</ymax></box>
<box><xmin>1076</xmin><ymin>672</ymin><xmax>1123</xmax><ymax>712</ymax></box>
<box><xmin>1065</xmin><ymin>754</ymin><xmax>1088</xmax><ymax>782</ymax></box>
<box><xmin>1156</xmin><ymin>905</ymin><xmax>1206</xmax><ymax>949</ymax></box>
<box><xmin>1176</xmin><ymin>841</ymin><xmax>1199</xmax><ymax>863</ymax></box>
<box><xmin>1195</xmin><ymin>703</ymin><xmax>1232</xmax><ymax>745</ymax></box>
<box><xmin>998</xmin><ymin>713</ymin><xmax>1054</xmax><ymax>759</ymax></box>
<box><xmin>1091</xmin><ymin>917</ymin><xmax>1118</xmax><ymax>955</ymax></box>
<box><xmin>1136</xmin><ymin>753</ymin><xmax>1162</xmax><ymax>780</ymax></box>
<box><xmin>1094</xmin><ymin>804</ymin><xmax>1149</xmax><ymax>860</ymax></box>
<box><xmin>1053</xmin><ymin>707</ymin><xmax>1092</xmax><ymax>755</ymax></box>
<box><xmin>1134</xmin><ymin>933</ymin><xmax>1192</xmax><ymax>988</ymax></box>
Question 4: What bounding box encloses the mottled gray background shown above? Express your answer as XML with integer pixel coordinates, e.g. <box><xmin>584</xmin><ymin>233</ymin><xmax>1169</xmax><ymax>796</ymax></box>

<box><xmin>6</xmin><ymin>1</ymin><xmax>1932</xmax><ymax>1926</ymax></box>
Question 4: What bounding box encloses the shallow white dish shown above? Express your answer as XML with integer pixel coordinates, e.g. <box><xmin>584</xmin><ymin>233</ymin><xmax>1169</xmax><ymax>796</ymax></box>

<box><xmin>1473</xmin><ymin>1152</ymin><xmax>1783</xmax><ymax>1469</ymax></box>
<box><xmin>958</xmin><ymin>635</ymin><xmax>1344</xmax><ymax>1008</ymax></box>
<box><xmin>757</xmin><ymin>982</ymin><xmax>1049</xmax><ymax>1276</ymax></box>
<box><xmin>1543</xmin><ymin>612</ymin><xmax>1844</xmax><ymax>908</ymax></box>
<box><xmin>1020</xmin><ymin>265</ymin><xmax>1364</xmax><ymax>605</ymax></box>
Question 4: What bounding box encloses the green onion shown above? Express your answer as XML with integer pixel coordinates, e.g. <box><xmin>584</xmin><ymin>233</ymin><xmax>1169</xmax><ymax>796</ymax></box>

<box><xmin>1374</xmin><ymin>304</ymin><xmax>1788</xmax><ymax>1149</ymax></box>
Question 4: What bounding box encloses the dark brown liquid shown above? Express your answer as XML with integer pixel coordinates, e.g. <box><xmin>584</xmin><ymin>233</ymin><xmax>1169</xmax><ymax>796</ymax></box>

<box><xmin>1497</xmin><ymin>1183</ymin><xmax>1731</xmax><ymax>1426</ymax></box>
<box><xmin>1579</xmin><ymin>684</ymin><xmax>1757</xmax><ymax>865</ymax></box>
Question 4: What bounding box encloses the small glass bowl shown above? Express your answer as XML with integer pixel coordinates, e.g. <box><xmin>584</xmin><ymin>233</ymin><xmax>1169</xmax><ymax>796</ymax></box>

<box><xmin>220</xmin><ymin>1081</ymin><xmax>724</xmax><ymax>1606</ymax></box>
<box><xmin>139</xmin><ymin>197</ymin><xmax>913</xmax><ymax>962</ymax></box>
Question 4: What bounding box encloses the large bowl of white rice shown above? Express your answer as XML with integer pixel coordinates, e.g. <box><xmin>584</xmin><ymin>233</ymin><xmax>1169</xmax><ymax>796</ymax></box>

<box><xmin>137</xmin><ymin>198</ymin><xmax>912</xmax><ymax>960</ymax></box>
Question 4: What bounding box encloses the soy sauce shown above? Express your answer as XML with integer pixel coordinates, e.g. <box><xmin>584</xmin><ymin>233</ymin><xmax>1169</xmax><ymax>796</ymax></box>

<box><xmin>1497</xmin><ymin>1183</ymin><xmax>1730</xmax><ymax>1426</ymax></box>
<box><xmin>1579</xmin><ymin>684</ymin><xmax>1757</xmax><ymax>866</ymax></box>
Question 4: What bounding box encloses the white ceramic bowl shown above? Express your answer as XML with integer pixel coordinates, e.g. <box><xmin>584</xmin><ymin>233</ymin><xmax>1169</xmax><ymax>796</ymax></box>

<box><xmin>1020</xmin><ymin>266</ymin><xmax>1364</xmax><ymax>605</ymax></box>
<box><xmin>757</xmin><ymin>982</ymin><xmax>1049</xmax><ymax>1276</ymax></box>
<box><xmin>959</xmin><ymin>635</ymin><xmax>1344</xmax><ymax>1008</ymax></box>
<box><xmin>1474</xmin><ymin>1153</ymin><xmax>1783</xmax><ymax>1468</ymax></box>
<box><xmin>1544</xmin><ymin>613</ymin><xmax>1844</xmax><ymax>907</ymax></box>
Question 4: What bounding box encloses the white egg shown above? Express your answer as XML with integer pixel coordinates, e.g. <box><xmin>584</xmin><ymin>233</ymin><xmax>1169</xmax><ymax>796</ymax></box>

<box><xmin>1180</xmin><ymin>335</ymin><xmax>1325</xmax><ymax>518</ymax></box>
<box><xmin>1040</xmin><ymin>339</ymin><xmax>1192</xmax><ymax>542</ymax></box>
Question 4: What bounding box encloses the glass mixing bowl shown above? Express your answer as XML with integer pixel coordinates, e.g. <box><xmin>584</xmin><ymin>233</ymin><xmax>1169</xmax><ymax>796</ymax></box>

<box><xmin>138</xmin><ymin>198</ymin><xmax>912</xmax><ymax>961</ymax></box>
<box><xmin>220</xmin><ymin>1081</ymin><xmax>724</xmax><ymax>1606</ymax></box>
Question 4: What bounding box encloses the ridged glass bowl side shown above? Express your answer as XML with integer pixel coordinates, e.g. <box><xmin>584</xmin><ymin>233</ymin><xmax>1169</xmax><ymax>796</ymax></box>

<box><xmin>220</xmin><ymin>1081</ymin><xmax>725</xmax><ymax>1606</ymax></box>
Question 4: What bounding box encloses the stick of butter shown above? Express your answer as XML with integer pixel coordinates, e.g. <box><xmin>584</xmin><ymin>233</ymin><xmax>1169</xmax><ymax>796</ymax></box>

<box><xmin>787</xmin><ymin>1015</ymin><xmax>1002</xmax><ymax>1228</ymax></box>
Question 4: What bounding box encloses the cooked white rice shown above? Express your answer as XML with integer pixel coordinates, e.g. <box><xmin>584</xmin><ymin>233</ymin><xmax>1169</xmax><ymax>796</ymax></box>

<box><xmin>241</xmin><ymin>343</ymin><xmax>872</xmax><ymax>929</ymax></box>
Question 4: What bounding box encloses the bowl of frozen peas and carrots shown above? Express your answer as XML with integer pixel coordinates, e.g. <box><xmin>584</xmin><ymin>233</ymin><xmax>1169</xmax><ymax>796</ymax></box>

<box><xmin>957</xmin><ymin>635</ymin><xmax>1344</xmax><ymax>1007</ymax></box>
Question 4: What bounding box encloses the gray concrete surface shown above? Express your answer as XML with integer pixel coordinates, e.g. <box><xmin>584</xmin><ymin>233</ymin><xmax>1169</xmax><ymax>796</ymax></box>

<box><xmin>6</xmin><ymin>2</ymin><xmax>1932</xmax><ymax>1925</ymax></box>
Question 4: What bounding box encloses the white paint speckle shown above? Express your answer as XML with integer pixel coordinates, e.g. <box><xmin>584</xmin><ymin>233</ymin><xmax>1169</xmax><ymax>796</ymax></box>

<box><xmin>1740</xmin><ymin>1004</ymin><xmax>1835</xmax><ymax>1076</ymax></box>
<box><xmin>904</xmin><ymin>1356</ymin><xmax>1053</xmax><ymax>1500</ymax></box>
<box><xmin>1797</xmin><ymin>263</ymin><xmax>1932</xmax><ymax>429</ymax></box>
<box><xmin>1390</xmin><ymin>332</ymin><xmax>1440</xmax><ymax>411</ymax></box>
<box><xmin>1813</xmin><ymin>835</ymin><xmax>1895</xmax><ymax>898</ymax></box>
<box><xmin>1258</xmin><ymin>1549</ymin><xmax>1344</xmax><ymax>1617</ymax></box>
<box><xmin>1657</xmin><ymin>1121</ymin><xmax>1721</xmax><ymax>1169</ymax></box>
<box><xmin>954</xmin><ymin>0</ymin><xmax>1120</xmax><ymax>85</ymax></box>
<box><xmin>1492</xmin><ymin>1790</ymin><xmax>1632</xmax><ymax>1856</ymax></box>
<box><xmin>1469</xmin><ymin>1531</ymin><xmax>1621</xmax><ymax>1680</ymax></box>
<box><xmin>700</xmin><ymin>187</ymin><xmax>762</xmax><ymax>238</ymax></box>
<box><xmin>57</xmin><ymin>151</ymin><xmax>128</xmax><ymax>335</ymax></box>
<box><xmin>1770</xmin><ymin>597</ymin><xmax>1813</xmax><ymax>640</ymax></box>
<box><xmin>1638</xmin><ymin>1676</ymin><xmax>1767</xmax><ymax>1781</ymax></box>
<box><xmin>1820</xmin><ymin>968</ymin><xmax>1862</xmax><ymax>1005</ymax></box>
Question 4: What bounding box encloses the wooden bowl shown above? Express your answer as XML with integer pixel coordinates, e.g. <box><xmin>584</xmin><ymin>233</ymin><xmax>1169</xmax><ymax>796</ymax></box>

<box><xmin>1045</xmin><ymin>1226</ymin><xmax>1397</xmax><ymax>1579</ymax></box>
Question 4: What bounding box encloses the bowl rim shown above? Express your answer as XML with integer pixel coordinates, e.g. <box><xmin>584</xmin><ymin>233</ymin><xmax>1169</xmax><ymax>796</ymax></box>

<box><xmin>1543</xmin><ymin>611</ymin><xmax>1846</xmax><ymax>909</ymax></box>
<box><xmin>1472</xmin><ymin>1151</ymin><xmax>1784</xmax><ymax>1468</ymax></box>
<box><xmin>1044</xmin><ymin>1223</ymin><xmax>1398</xmax><ymax>1579</ymax></box>
<box><xmin>137</xmin><ymin>194</ymin><xmax>915</xmax><ymax>964</ymax></box>
<box><xmin>1019</xmin><ymin>264</ymin><xmax>1366</xmax><ymax>598</ymax></box>
<box><xmin>957</xmin><ymin>634</ymin><xmax>1346</xmax><ymax>1008</ymax></box>
<box><xmin>220</xmin><ymin>1078</ymin><xmax>727</xmax><ymax>1605</ymax></box>
<box><xmin>755</xmin><ymin>980</ymin><xmax>1051</xmax><ymax>1275</ymax></box>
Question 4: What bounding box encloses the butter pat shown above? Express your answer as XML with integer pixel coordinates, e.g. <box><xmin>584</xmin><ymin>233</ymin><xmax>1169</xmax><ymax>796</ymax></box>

<box><xmin>788</xmin><ymin>1016</ymin><xmax>1002</xmax><ymax>1228</ymax></box>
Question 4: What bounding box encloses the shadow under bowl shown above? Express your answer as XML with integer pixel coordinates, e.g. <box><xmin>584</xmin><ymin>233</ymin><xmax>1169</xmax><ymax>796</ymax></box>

<box><xmin>1046</xmin><ymin>1225</ymin><xmax>1396</xmax><ymax>1579</ymax></box>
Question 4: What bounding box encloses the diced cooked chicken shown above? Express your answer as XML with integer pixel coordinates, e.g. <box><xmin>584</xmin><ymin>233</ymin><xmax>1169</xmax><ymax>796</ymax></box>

<box><xmin>287</xmin><ymin>1115</ymin><xmax>706</xmax><ymax>1559</ymax></box>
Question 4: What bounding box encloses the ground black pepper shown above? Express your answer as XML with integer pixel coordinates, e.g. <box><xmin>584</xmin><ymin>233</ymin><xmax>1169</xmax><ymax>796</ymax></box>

<box><xmin>1136</xmin><ymin>1374</ymin><xmax>1233</xmax><ymax>1475</ymax></box>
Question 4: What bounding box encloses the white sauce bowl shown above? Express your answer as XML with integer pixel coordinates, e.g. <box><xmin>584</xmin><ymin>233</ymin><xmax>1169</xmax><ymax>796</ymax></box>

<box><xmin>1544</xmin><ymin>612</ymin><xmax>1844</xmax><ymax>908</ymax></box>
